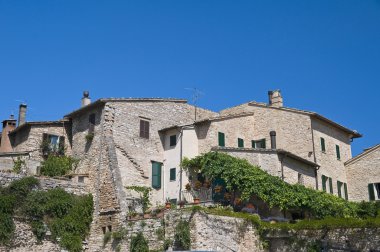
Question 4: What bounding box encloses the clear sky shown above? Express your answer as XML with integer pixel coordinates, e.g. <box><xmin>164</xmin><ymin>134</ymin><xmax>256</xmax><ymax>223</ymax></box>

<box><xmin>0</xmin><ymin>0</ymin><xmax>379</xmax><ymax>156</ymax></box>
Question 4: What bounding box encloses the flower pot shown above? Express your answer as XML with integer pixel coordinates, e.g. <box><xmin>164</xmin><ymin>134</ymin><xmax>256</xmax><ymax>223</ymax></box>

<box><xmin>165</xmin><ymin>202</ymin><xmax>171</xmax><ymax>209</ymax></box>
<box><xmin>193</xmin><ymin>198</ymin><xmax>200</xmax><ymax>205</ymax></box>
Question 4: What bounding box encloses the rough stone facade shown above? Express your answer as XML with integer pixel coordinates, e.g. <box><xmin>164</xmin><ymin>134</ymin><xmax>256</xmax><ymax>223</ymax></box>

<box><xmin>345</xmin><ymin>144</ymin><xmax>380</xmax><ymax>202</ymax></box>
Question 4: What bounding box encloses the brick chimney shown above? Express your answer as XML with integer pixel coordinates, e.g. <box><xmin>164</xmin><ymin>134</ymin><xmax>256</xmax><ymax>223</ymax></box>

<box><xmin>0</xmin><ymin>115</ymin><xmax>17</xmax><ymax>152</ymax></box>
<box><xmin>81</xmin><ymin>91</ymin><xmax>91</xmax><ymax>107</ymax></box>
<box><xmin>18</xmin><ymin>104</ymin><xmax>27</xmax><ymax>126</ymax></box>
<box><xmin>268</xmin><ymin>90</ymin><xmax>283</xmax><ymax>107</ymax></box>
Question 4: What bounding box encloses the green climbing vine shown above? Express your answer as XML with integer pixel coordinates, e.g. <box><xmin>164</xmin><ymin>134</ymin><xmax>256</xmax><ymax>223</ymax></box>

<box><xmin>126</xmin><ymin>186</ymin><xmax>152</xmax><ymax>213</ymax></box>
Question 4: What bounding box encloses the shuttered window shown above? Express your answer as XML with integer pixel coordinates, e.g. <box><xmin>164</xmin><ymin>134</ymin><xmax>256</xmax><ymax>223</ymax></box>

<box><xmin>322</xmin><ymin>175</ymin><xmax>327</xmax><ymax>192</ymax></box>
<box><xmin>238</xmin><ymin>138</ymin><xmax>244</xmax><ymax>148</ymax></box>
<box><xmin>152</xmin><ymin>162</ymin><xmax>162</xmax><ymax>189</ymax></box>
<box><xmin>344</xmin><ymin>183</ymin><xmax>348</xmax><ymax>200</ymax></box>
<box><xmin>140</xmin><ymin>120</ymin><xmax>150</xmax><ymax>139</ymax></box>
<box><xmin>337</xmin><ymin>181</ymin><xmax>342</xmax><ymax>198</ymax></box>
<box><xmin>252</xmin><ymin>139</ymin><xmax>266</xmax><ymax>149</ymax></box>
<box><xmin>321</xmin><ymin>137</ymin><xmax>326</xmax><ymax>152</ymax></box>
<box><xmin>218</xmin><ymin>132</ymin><xmax>225</xmax><ymax>147</ymax></box>
<box><xmin>336</xmin><ymin>145</ymin><xmax>341</xmax><ymax>160</ymax></box>
<box><xmin>329</xmin><ymin>177</ymin><xmax>333</xmax><ymax>194</ymax></box>
<box><xmin>369</xmin><ymin>184</ymin><xmax>375</xmax><ymax>201</ymax></box>
<box><xmin>170</xmin><ymin>168</ymin><xmax>176</xmax><ymax>181</ymax></box>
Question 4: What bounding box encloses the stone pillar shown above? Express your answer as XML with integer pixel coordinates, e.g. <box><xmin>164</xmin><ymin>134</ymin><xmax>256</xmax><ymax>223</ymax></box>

<box><xmin>81</xmin><ymin>91</ymin><xmax>91</xmax><ymax>107</ymax></box>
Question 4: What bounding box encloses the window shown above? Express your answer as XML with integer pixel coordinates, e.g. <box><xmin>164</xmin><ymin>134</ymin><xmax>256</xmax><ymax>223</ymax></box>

<box><xmin>218</xmin><ymin>132</ymin><xmax>225</xmax><ymax>147</ymax></box>
<box><xmin>337</xmin><ymin>181</ymin><xmax>343</xmax><ymax>198</ymax></box>
<box><xmin>238</xmin><ymin>138</ymin><xmax>244</xmax><ymax>148</ymax></box>
<box><xmin>336</xmin><ymin>145</ymin><xmax>341</xmax><ymax>160</ymax></box>
<box><xmin>140</xmin><ymin>120</ymin><xmax>150</xmax><ymax>139</ymax></box>
<box><xmin>169</xmin><ymin>135</ymin><xmax>177</xmax><ymax>147</ymax></box>
<box><xmin>42</xmin><ymin>133</ymin><xmax>65</xmax><ymax>155</ymax></box>
<box><xmin>320</xmin><ymin>137</ymin><xmax>326</xmax><ymax>152</ymax></box>
<box><xmin>252</xmin><ymin>139</ymin><xmax>266</xmax><ymax>149</ymax></box>
<box><xmin>152</xmin><ymin>161</ymin><xmax>162</xmax><ymax>189</ymax></box>
<box><xmin>170</xmin><ymin>168</ymin><xmax>176</xmax><ymax>181</ymax></box>
<box><xmin>368</xmin><ymin>183</ymin><xmax>380</xmax><ymax>201</ymax></box>
<box><xmin>344</xmin><ymin>183</ymin><xmax>348</xmax><ymax>200</ymax></box>
<box><xmin>322</xmin><ymin>175</ymin><xmax>327</xmax><ymax>192</ymax></box>
<box><xmin>89</xmin><ymin>113</ymin><xmax>95</xmax><ymax>133</ymax></box>
<box><xmin>329</xmin><ymin>177</ymin><xmax>333</xmax><ymax>194</ymax></box>
<box><xmin>78</xmin><ymin>176</ymin><xmax>85</xmax><ymax>183</ymax></box>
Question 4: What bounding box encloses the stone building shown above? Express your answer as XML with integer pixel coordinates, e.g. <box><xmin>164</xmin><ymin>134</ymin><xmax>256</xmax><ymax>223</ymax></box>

<box><xmin>0</xmin><ymin>90</ymin><xmax>378</xmax><ymax>248</ymax></box>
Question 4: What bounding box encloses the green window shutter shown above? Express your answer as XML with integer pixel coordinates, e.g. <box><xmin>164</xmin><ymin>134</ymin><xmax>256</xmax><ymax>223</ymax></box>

<box><xmin>152</xmin><ymin>162</ymin><xmax>162</xmax><ymax>189</ymax></box>
<box><xmin>169</xmin><ymin>135</ymin><xmax>177</xmax><ymax>147</ymax></box>
<box><xmin>322</xmin><ymin>175</ymin><xmax>327</xmax><ymax>192</ymax></box>
<box><xmin>336</xmin><ymin>145</ymin><xmax>341</xmax><ymax>160</ymax></box>
<box><xmin>344</xmin><ymin>183</ymin><xmax>348</xmax><ymax>200</ymax></box>
<box><xmin>170</xmin><ymin>168</ymin><xmax>176</xmax><ymax>181</ymax></box>
<box><xmin>218</xmin><ymin>132</ymin><xmax>225</xmax><ymax>147</ymax></box>
<box><xmin>251</xmin><ymin>140</ymin><xmax>255</xmax><ymax>148</ymax></box>
<box><xmin>321</xmin><ymin>137</ymin><xmax>326</xmax><ymax>152</ymax></box>
<box><xmin>337</xmin><ymin>181</ymin><xmax>342</xmax><ymax>198</ymax></box>
<box><xmin>329</xmin><ymin>177</ymin><xmax>333</xmax><ymax>194</ymax></box>
<box><xmin>238</xmin><ymin>138</ymin><xmax>244</xmax><ymax>148</ymax></box>
<box><xmin>262</xmin><ymin>139</ymin><xmax>266</xmax><ymax>149</ymax></box>
<box><xmin>368</xmin><ymin>184</ymin><xmax>375</xmax><ymax>201</ymax></box>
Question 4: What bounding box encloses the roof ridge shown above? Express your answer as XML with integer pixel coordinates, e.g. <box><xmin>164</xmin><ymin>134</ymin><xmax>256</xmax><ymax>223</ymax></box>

<box><xmin>345</xmin><ymin>144</ymin><xmax>380</xmax><ymax>166</ymax></box>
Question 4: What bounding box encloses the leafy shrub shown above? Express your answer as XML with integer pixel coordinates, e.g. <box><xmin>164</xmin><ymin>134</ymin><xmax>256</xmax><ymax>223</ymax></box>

<box><xmin>60</xmin><ymin>233</ymin><xmax>83</xmax><ymax>252</ymax></box>
<box><xmin>31</xmin><ymin>220</ymin><xmax>46</xmax><ymax>242</ymax></box>
<box><xmin>112</xmin><ymin>228</ymin><xmax>128</xmax><ymax>242</ymax></box>
<box><xmin>40</xmin><ymin>155</ymin><xmax>79</xmax><ymax>177</ymax></box>
<box><xmin>174</xmin><ymin>220</ymin><xmax>191</xmax><ymax>250</ymax></box>
<box><xmin>13</xmin><ymin>157</ymin><xmax>26</xmax><ymax>174</ymax></box>
<box><xmin>103</xmin><ymin>232</ymin><xmax>112</xmax><ymax>247</ymax></box>
<box><xmin>0</xmin><ymin>194</ymin><xmax>16</xmax><ymax>214</ymax></box>
<box><xmin>182</xmin><ymin>152</ymin><xmax>362</xmax><ymax>219</ymax></box>
<box><xmin>0</xmin><ymin>213</ymin><xmax>15</xmax><ymax>245</ymax></box>
<box><xmin>8</xmin><ymin>176</ymin><xmax>39</xmax><ymax>200</ymax></box>
<box><xmin>130</xmin><ymin>232</ymin><xmax>149</xmax><ymax>252</ymax></box>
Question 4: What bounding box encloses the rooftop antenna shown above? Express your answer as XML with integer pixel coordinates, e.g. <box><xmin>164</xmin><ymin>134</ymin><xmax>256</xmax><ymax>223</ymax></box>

<box><xmin>185</xmin><ymin>88</ymin><xmax>204</xmax><ymax>121</ymax></box>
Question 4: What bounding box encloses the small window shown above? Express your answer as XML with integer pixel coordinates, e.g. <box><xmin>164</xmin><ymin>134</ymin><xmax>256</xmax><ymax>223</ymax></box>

<box><xmin>170</xmin><ymin>135</ymin><xmax>177</xmax><ymax>147</ymax></box>
<box><xmin>78</xmin><ymin>176</ymin><xmax>85</xmax><ymax>183</ymax></box>
<box><xmin>252</xmin><ymin>139</ymin><xmax>266</xmax><ymax>149</ymax></box>
<box><xmin>238</xmin><ymin>138</ymin><xmax>244</xmax><ymax>148</ymax></box>
<box><xmin>108</xmin><ymin>225</ymin><xmax>112</xmax><ymax>232</ymax></box>
<box><xmin>320</xmin><ymin>137</ymin><xmax>326</xmax><ymax>152</ymax></box>
<box><xmin>322</xmin><ymin>175</ymin><xmax>327</xmax><ymax>192</ymax></box>
<box><xmin>102</xmin><ymin>227</ymin><xmax>106</xmax><ymax>234</ymax></box>
<box><xmin>140</xmin><ymin>120</ymin><xmax>150</xmax><ymax>139</ymax></box>
<box><xmin>218</xmin><ymin>132</ymin><xmax>225</xmax><ymax>147</ymax></box>
<box><xmin>42</xmin><ymin>133</ymin><xmax>65</xmax><ymax>155</ymax></box>
<box><xmin>170</xmin><ymin>168</ymin><xmax>176</xmax><ymax>181</ymax></box>
<box><xmin>329</xmin><ymin>177</ymin><xmax>333</xmax><ymax>194</ymax></box>
<box><xmin>170</xmin><ymin>198</ymin><xmax>177</xmax><ymax>205</ymax></box>
<box><xmin>336</xmin><ymin>145</ymin><xmax>341</xmax><ymax>160</ymax></box>
<box><xmin>344</xmin><ymin>183</ymin><xmax>348</xmax><ymax>200</ymax></box>
<box><xmin>152</xmin><ymin>161</ymin><xmax>162</xmax><ymax>189</ymax></box>
<box><xmin>337</xmin><ymin>181</ymin><xmax>343</xmax><ymax>198</ymax></box>
<box><xmin>368</xmin><ymin>183</ymin><xmax>380</xmax><ymax>201</ymax></box>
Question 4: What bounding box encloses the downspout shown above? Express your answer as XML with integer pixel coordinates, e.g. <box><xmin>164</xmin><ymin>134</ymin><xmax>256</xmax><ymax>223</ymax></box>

<box><xmin>310</xmin><ymin>120</ymin><xmax>319</xmax><ymax>190</ymax></box>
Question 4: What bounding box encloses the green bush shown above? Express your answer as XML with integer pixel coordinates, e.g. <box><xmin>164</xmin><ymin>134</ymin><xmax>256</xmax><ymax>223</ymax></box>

<box><xmin>174</xmin><ymin>220</ymin><xmax>191</xmax><ymax>250</ymax></box>
<box><xmin>8</xmin><ymin>176</ymin><xmax>39</xmax><ymax>200</ymax></box>
<box><xmin>130</xmin><ymin>232</ymin><xmax>149</xmax><ymax>252</ymax></box>
<box><xmin>0</xmin><ymin>194</ymin><xmax>16</xmax><ymax>214</ymax></box>
<box><xmin>60</xmin><ymin>233</ymin><xmax>83</xmax><ymax>252</ymax></box>
<box><xmin>40</xmin><ymin>155</ymin><xmax>79</xmax><ymax>177</ymax></box>
<box><xmin>182</xmin><ymin>152</ymin><xmax>364</xmax><ymax>219</ymax></box>
<box><xmin>31</xmin><ymin>220</ymin><xmax>46</xmax><ymax>242</ymax></box>
<box><xmin>0</xmin><ymin>213</ymin><xmax>15</xmax><ymax>245</ymax></box>
<box><xmin>13</xmin><ymin>157</ymin><xmax>26</xmax><ymax>174</ymax></box>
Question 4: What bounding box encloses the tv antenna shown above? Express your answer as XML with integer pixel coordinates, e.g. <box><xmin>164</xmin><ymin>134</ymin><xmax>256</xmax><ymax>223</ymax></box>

<box><xmin>185</xmin><ymin>88</ymin><xmax>204</xmax><ymax>121</ymax></box>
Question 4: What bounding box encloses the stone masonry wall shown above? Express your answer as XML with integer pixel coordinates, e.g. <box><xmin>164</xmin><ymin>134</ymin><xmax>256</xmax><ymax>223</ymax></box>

<box><xmin>346</xmin><ymin>146</ymin><xmax>380</xmax><ymax>202</ymax></box>
<box><xmin>0</xmin><ymin>172</ymin><xmax>88</xmax><ymax>195</ymax></box>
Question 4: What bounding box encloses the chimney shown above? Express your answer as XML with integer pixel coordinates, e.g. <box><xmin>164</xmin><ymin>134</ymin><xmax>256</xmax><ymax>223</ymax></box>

<box><xmin>18</xmin><ymin>104</ymin><xmax>27</xmax><ymax>126</ymax></box>
<box><xmin>268</xmin><ymin>90</ymin><xmax>283</xmax><ymax>107</ymax></box>
<box><xmin>0</xmin><ymin>115</ymin><xmax>17</xmax><ymax>152</ymax></box>
<box><xmin>81</xmin><ymin>91</ymin><xmax>91</xmax><ymax>107</ymax></box>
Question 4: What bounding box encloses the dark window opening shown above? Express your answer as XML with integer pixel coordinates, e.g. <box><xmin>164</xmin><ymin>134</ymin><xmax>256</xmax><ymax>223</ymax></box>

<box><xmin>102</xmin><ymin>227</ymin><xmax>106</xmax><ymax>234</ymax></box>
<box><xmin>107</xmin><ymin>225</ymin><xmax>112</xmax><ymax>232</ymax></box>
<box><xmin>170</xmin><ymin>135</ymin><xmax>177</xmax><ymax>147</ymax></box>
<box><xmin>218</xmin><ymin>132</ymin><xmax>225</xmax><ymax>147</ymax></box>
<box><xmin>321</xmin><ymin>137</ymin><xmax>326</xmax><ymax>152</ymax></box>
<box><xmin>238</xmin><ymin>138</ymin><xmax>244</xmax><ymax>148</ymax></box>
<box><xmin>252</xmin><ymin>139</ymin><xmax>266</xmax><ymax>149</ymax></box>
<box><xmin>170</xmin><ymin>168</ymin><xmax>176</xmax><ymax>181</ymax></box>
<box><xmin>78</xmin><ymin>176</ymin><xmax>84</xmax><ymax>183</ymax></box>
<box><xmin>336</xmin><ymin>145</ymin><xmax>341</xmax><ymax>160</ymax></box>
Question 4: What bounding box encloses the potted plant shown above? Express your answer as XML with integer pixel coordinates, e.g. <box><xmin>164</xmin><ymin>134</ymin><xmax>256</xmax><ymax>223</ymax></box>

<box><xmin>194</xmin><ymin>180</ymin><xmax>202</xmax><ymax>190</ymax></box>
<box><xmin>165</xmin><ymin>198</ymin><xmax>171</xmax><ymax>209</ymax></box>
<box><xmin>185</xmin><ymin>183</ymin><xmax>191</xmax><ymax>191</ymax></box>
<box><xmin>193</xmin><ymin>197</ymin><xmax>200</xmax><ymax>205</ymax></box>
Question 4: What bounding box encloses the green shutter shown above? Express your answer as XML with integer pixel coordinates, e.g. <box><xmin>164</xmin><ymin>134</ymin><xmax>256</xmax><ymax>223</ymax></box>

<box><xmin>344</xmin><ymin>183</ymin><xmax>348</xmax><ymax>200</ymax></box>
<box><xmin>336</xmin><ymin>145</ymin><xmax>341</xmax><ymax>160</ymax></box>
<box><xmin>170</xmin><ymin>168</ymin><xmax>176</xmax><ymax>181</ymax></box>
<box><xmin>369</xmin><ymin>184</ymin><xmax>375</xmax><ymax>201</ymax></box>
<box><xmin>262</xmin><ymin>139</ymin><xmax>266</xmax><ymax>149</ymax></box>
<box><xmin>329</xmin><ymin>177</ymin><xmax>333</xmax><ymax>194</ymax></box>
<box><xmin>238</xmin><ymin>138</ymin><xmax>244</xmax><ymax>148</ymax></box>
<box><xmin>337</xmin><ymin>181</ymin><xmax>342</xmax><ymax>198</ymax></box>
<box><xmin>321</xmin><ymin>137</ymin><xmax>326</xmax><ymax>152</ymax></box>
<box><xmin>322</xmin><ymin>175</ymin><xmax>327</xmax><ymax>192</ymax></box>
<box><xmin>218</xmin><ymin>132</ymin><xmax>225</xmax><ymax>147</ymax></box>
<box><xmin>251</xmin><ymin>140</ymin><xmax>255</xmax><ymax>148</ymax></box>
<box><xmin>152</xmin><ymin>162</ymin><xmax>162</xmax><ymax>189</ymax></box>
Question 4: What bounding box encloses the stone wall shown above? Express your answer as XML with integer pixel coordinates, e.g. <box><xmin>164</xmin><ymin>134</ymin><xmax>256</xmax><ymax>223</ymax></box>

<box><xmin>0</xmin><ymin>172</ymin><xmax>88</xmax><ymax>195</ymax></box>
<box><xmin>346</xmin><ymin>145</ymin><xmax>380</xmax><ymax>202</ymax></box>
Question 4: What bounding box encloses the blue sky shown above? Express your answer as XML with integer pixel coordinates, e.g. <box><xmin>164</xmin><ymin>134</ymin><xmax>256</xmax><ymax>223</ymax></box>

<box><xmin>0</xmin><ymin>0</ymin><xmax>379</xmax><ymax>156</ymax></box>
